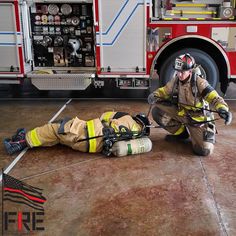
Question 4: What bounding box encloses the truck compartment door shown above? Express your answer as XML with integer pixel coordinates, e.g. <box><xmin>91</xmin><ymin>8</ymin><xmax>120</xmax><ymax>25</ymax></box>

<box><xmin>0</xmin><ymin>1</ymin><xmax>24</xmax><ymax>79</ymax></box>
<box><xmin>97</xmin><ymin>0</ymin><xmax>146</xmax><ymax>73</ymax></box>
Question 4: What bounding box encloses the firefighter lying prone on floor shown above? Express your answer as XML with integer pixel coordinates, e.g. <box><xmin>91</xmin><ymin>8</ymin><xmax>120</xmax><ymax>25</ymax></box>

<box><xmin>3</xmin><ymin>112</ymin><xmax>152</xmax><ymax>157</ymax></box>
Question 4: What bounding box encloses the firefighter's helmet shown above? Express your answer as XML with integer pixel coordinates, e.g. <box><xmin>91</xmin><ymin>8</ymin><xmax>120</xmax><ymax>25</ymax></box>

<box><xmin>133</xmin><ymin>113</ymin><xmax>150</xmax><ymax>136</ymax></box>
<box><xmin>174</xmin><ymin>53</ymin><xmax>195</xmax><ymax>71</ymax></box>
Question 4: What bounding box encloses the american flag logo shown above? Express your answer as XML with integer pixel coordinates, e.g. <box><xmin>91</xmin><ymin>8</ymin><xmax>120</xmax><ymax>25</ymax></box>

<box><xmin>2</xmin><ymin>173</ymin><xmax>47</xmax><ymax>212</ymax></box>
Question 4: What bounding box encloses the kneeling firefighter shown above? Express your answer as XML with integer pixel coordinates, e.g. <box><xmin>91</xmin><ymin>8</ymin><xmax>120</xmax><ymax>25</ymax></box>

<box><xmin>148</xmin><ymin>53</ymin><xmax>232</xmax><ymax>156</ymax></box>
<box><xmin>4</xmin><ymin>112</ymin><xmax>152</xmax><ymax>157</ymax></box>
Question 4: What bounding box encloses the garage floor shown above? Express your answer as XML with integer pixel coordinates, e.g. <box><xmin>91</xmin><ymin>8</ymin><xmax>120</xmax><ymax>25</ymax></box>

<box><xmin>0</xmin><ymin>98</ymin><xmax>236</xmax><ymax>236</ymax></box>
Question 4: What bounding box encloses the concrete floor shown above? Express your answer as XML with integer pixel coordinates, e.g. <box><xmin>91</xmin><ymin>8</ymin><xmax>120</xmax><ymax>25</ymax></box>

<box><xmin>0</xmin><ymin>99</ymin><xmax>236</xmax><ymax>236</ymax></box>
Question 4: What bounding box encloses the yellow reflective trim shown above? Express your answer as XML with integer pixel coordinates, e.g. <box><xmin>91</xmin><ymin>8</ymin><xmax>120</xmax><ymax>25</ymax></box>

<box><xmin>174</xmin><ymin>125</ymin><xmax>185</xmax><ymax>135</ymax></box>
<box><xmin>171</xmin><ymin>10</ymin><xmax>214</xmax><ymax>14</ymax></box>
<box><xmin>205</xmin><ymin>91</ymin><xmax>218</xmax><ymax>103</ymax></box>
<box><xmin>120</xmin><ymin>127</ymin><xmax>127</xmax><ymax>133</ymax></box>
<box><xmin>30</xmin><ymin>129</ymin><xmax>41</xmax><ymax>147</ymax></box>
<box><xmin>216</xmin><ymin>104</ymin><xmax>229</xmax><ymax>112</ymax></box>
<box><xmin>175</xmin><ymin>4</ymin><xmax>206</xmax><ymax>7</ymax></box>
<box><xmin>181</xmin><ymin>104</ymin><xmax>194</xmax><ymax>110</ymax></box>
<box><xmin>191</xmin><ymin>116</ymin><xmax>206</xmax><ymax>122</ymax></box>
<box><xmin>87</xmin><ymin>120</ymin><xmax>96</xmax><ymax>153</ymax></box>
<box><xmin>131</xmin><ymin>123</ymin><xmax>139</xmax><ymax>132</ymax></box>
<box><xmin>178</xmin><ymin>109</ymin><xmax>185</xmax><ymax>116</ymax></box>
<box><xmin>160</xmin><ymin>87</ymin><xmax>167</xmax><ymax>96</ymax></box>
<box><xmin>182</xmin><ymin>11</ymin><xmax>216</xmax><ymax>15</ymax></box>
<box><xmin>181</xmin><ymin>102</ymin><xmax>203</xmax><ymax>111</ymax></box>
<box><xmin>111</xmin><ymin>123</ymin><xmax>119</xmax><ymax>133</ymax></box>
<box><xmin>181</xmin><ymin>104</ymin><xmax>190</xmax><ymax>109</ymax></box>
<box><xmin>156</xmin><ymin>87</ymin><xmax>170</xmax><ymax>99</ymax></box>
<box><xmin>131</xmin><ymin>124</ymin><xmax>140</xmax><ymax>136</ymax></box>
<box><xmin>103</xmin><ymin>112</ymin><xmax>113</xmax><ymax>122</ymax></box>
<box><xmin>195</xmin><ymin>102</ymin><xmax>203</xmax><ymax>108</ymax></box>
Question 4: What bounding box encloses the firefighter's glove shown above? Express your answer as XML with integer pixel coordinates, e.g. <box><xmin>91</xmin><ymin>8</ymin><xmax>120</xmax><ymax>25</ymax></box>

<box><xmin>148</xmin><ymin>93</ymin><xmax>157</xmax><ymax>105</ymax></box>
<box><xmin>218</xmin><ymin>108</ymin><xmax>233</xmax><ymax>125</ymax></box>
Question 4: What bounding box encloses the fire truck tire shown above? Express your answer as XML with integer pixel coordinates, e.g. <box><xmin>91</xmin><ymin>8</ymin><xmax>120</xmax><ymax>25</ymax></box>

<box><xmin>159</xmin><ymin>48</ymin><xmax>219</xmax><ymax>88</ymax></box>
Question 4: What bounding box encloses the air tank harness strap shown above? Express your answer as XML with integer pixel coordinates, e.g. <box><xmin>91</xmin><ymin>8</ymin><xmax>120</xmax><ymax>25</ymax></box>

<box><xmin>57</xmin><ymin>117</ymin><xmax>72</xmax><ymax>134</ymax></box>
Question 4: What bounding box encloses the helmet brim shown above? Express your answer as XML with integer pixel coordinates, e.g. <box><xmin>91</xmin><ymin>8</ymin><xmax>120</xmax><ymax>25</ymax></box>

<box><xmin>173</xmin><ymin>65</ymin><xmax>193</xmax><ymax>72</ymax></box>
<box><xmin>133</xmin><ymin>115</ymin><xmax>150</xmax><ymax>136</ymax></box>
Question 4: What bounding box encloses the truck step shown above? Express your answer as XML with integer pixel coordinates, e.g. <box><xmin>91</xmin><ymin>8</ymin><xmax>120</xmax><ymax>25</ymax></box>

<box><xmin>29</xmin><ymin>73</ymin><xmax>92</xmax><ymax>90</ymax></box>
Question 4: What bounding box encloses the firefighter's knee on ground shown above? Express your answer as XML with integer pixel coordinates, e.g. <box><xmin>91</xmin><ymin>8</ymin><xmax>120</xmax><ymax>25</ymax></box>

<box><xmin>193</xmin><ymin>127</ymin><xmax>215</xmax><ymax>156</ymax></box>
<box><xmin>193</xmin><ymin>143</ymin><xmax>214</xmax><ymax>156</ymax></box>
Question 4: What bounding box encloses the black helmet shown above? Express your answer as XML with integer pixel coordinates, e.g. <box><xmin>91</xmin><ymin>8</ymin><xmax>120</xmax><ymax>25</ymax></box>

<box><xmin>133</xmin><ymin>113</ymin><xmax>150</xmax><ymax>136</ymax></box>
<box><xmin>174</xmin><ymin>53</ymin><xmax>195</xmax><ymax>71</ymax></box>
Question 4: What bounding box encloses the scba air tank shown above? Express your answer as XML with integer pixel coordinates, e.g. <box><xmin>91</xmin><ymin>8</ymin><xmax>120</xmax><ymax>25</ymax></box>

<box><xmin>111</xmin><ymin>137</ymin><xmax>152</xmax><ymax>157</ymax></box>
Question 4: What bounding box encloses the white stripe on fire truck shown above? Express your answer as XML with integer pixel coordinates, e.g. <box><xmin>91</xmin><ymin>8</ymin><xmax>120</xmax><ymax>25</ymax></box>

<box><xmin>0</xmin><ymin>33</ymin><xmax>22</xmax><ymax>46</ymax></box>
<box><xmin>0</xmin><ymin>32</ymin><xmax>21</xmax><ymax>35</ymax></box>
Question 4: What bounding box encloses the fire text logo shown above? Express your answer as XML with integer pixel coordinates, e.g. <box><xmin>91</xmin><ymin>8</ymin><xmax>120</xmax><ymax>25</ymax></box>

<box><xmin>4</xmin><ymin>211</ymin><xmax>44</xmax><ymax>231</ymax></box>
<box><xmin>2</xmin><ymin>173</ymin><xmax>47</xmax><ymax>233</ymax></box>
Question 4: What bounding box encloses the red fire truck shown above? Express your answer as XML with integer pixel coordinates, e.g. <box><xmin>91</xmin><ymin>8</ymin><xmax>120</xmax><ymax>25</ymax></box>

<box><xmin>0</xmin><ymin>0</ymin><xmax>236</xmax><ymax>93</ymax></box>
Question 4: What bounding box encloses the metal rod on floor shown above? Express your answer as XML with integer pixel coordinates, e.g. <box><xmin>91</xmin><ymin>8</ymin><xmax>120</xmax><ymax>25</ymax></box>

<box><xmin>0</xmin><ymin>99</ymin><xmax>73</xmax><ymax>183</ymax></box>
<box><xmin>147</xmin><ymin>104</ymin><xmax>153</xmax><ymax>117</ymax></box>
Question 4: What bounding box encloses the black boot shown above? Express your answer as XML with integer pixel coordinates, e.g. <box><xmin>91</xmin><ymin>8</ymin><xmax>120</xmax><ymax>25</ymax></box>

<box><xmin>165</xmin><ymin>128</ymin><xmax>189</xmax><ymax>142</ymax></box>
<box><xmin>3</xmin><ymin>128</ymin><xmax>27</xmax><ymax>155</ymax></box>
<box><xmin>3</xmin><ymin>138</ymin><xmax>27</xmax><ymax>155</ymax></box>
<box><xmin>11</xmin><ymin>128</ymin><xmax>26</xmax><ymax>142</ymax></box>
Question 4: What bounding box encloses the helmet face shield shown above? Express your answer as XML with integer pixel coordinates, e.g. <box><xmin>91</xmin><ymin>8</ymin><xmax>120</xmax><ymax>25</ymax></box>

<box><xmin>174</xmin><ymin>53</ymin><xmax>195</xmax><ymax>72</ymax></box>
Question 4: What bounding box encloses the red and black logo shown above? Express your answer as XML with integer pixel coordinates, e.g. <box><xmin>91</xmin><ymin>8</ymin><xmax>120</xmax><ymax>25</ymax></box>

<box><xmin>2</xmin><ymin>173</ymin><xmax>47</xmax><ymax>234</ymax></box>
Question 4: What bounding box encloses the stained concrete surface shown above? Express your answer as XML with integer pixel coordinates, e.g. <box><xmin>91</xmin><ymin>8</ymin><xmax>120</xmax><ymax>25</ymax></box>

<box><xmin>0</xmin><ymin>99</ymin><xmax>235</xmax><ymax>236</ymax></box>
<box><xmin>0</xmin><ymin>100</ymin><xmax>68</xmax><ymax>175</ymax></box>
